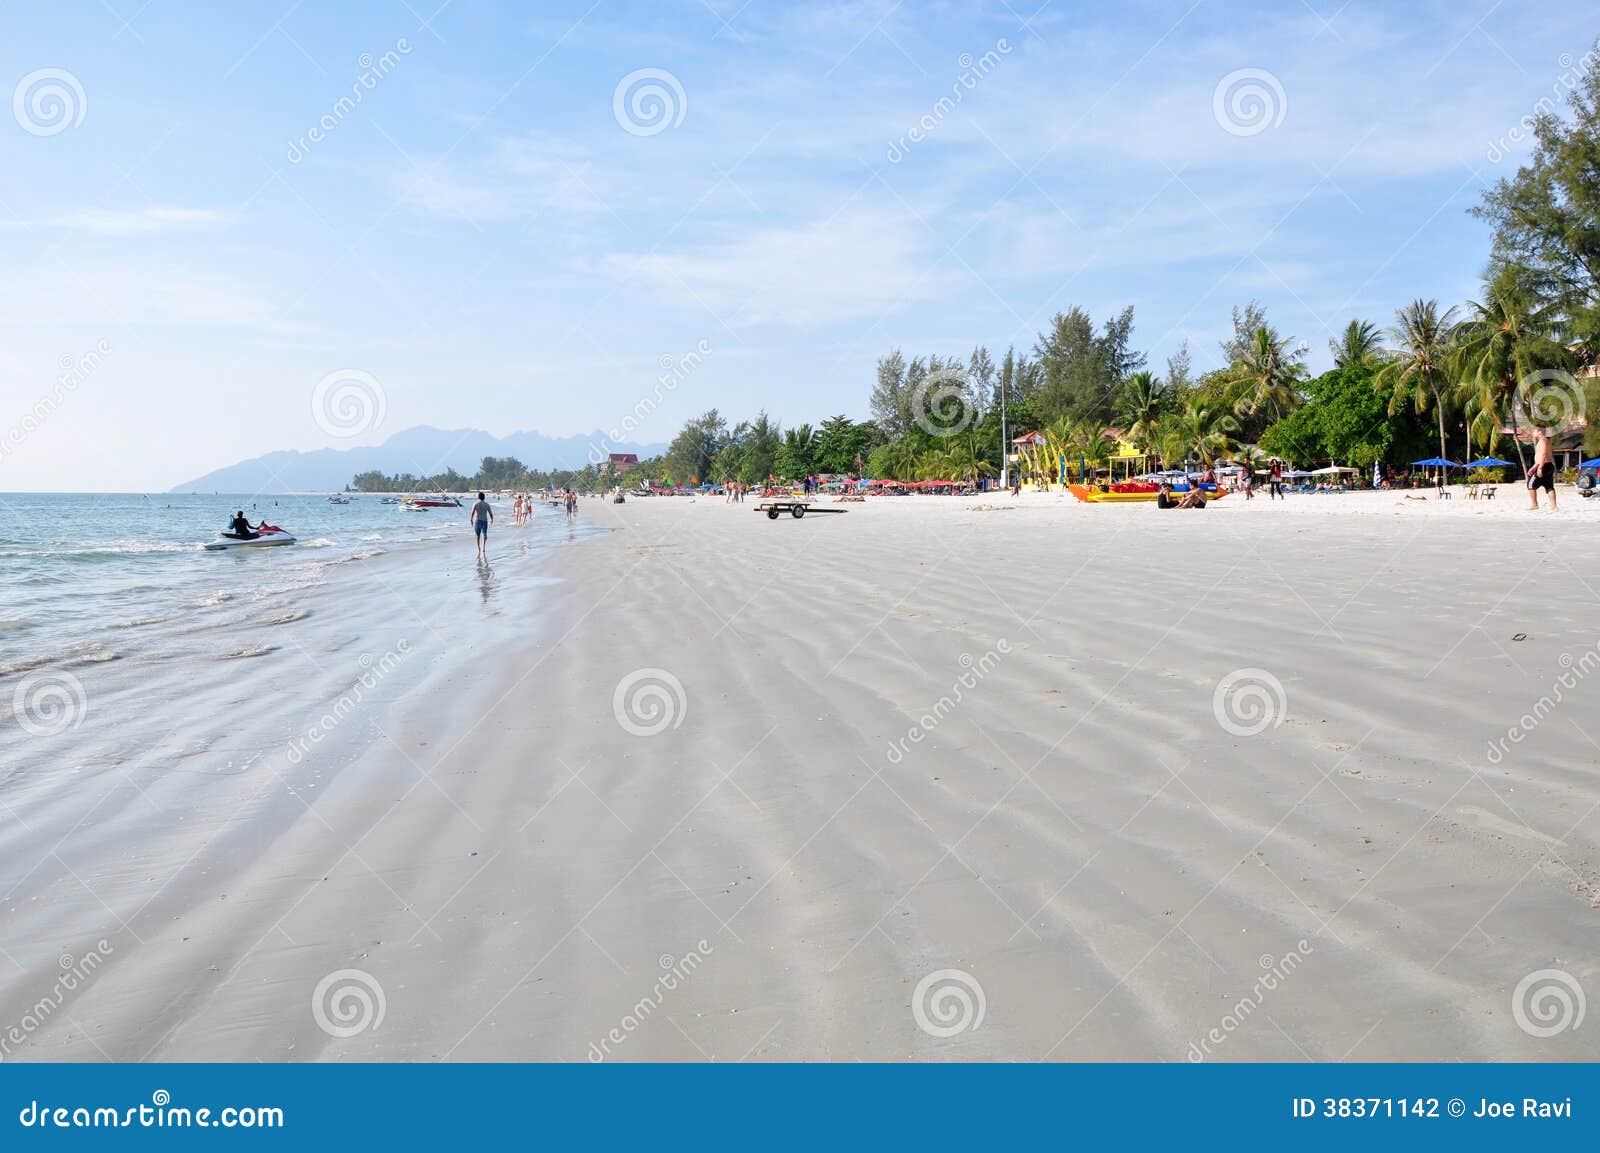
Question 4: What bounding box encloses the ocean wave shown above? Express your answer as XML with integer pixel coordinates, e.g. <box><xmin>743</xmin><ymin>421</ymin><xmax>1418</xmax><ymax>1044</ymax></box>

<box><xmin>110</xmin><ymin>612</ymin><xmax>186</xmax><ymax>629</ymax></box>
<box><xmin>297</xmin><ymin>538</ymin><xmax>336</xmax><ymax>549</ymax></box>
<box><xmin>70</xmin><ymin>650</ymin><xmax>121</xmax><ymax>665</ymax></box>
<box><xmin>0</xmin><ymin>540</ymin><xmax>196</xmax><ymax>561</ymax></box>
<box><xmin>213</xmin><ymin>644</ymin><xmax>278</xmax><ymax>660</ymax></box>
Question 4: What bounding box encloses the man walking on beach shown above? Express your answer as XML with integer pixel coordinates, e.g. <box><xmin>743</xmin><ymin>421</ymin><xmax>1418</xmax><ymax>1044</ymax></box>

<box><xmin>1528</xmin><ymin>430</ymin><xmax>1557</xmax><ymax>510</ymax></box>
<box><xmin>1268</xmin><ymin>458</ymin><xmax>1284</xmax><ymax>500</ymax></box>
<box><xmin>470</xmin><ymin>491</ymin><xmax>494</xmax><ymax>557</ymax></box>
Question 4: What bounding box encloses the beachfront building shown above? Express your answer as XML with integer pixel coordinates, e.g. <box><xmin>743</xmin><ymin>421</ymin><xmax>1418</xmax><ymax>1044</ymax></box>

<box><xmin>606</xmin><ymin>453</ymin><xmax>640</xmax><ymax>475</ymax></box>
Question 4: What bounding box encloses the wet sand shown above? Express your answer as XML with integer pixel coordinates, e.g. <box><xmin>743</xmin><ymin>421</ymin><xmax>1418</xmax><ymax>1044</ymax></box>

<box><xmin>3</xmin><ymin>490</ymin><xmax>1599</xmax><ymax>1061</ymax></box>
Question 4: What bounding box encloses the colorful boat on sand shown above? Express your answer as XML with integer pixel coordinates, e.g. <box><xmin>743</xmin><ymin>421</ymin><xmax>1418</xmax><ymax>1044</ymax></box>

<box><xmin>1067</xmin><ymin>482</ymin><xmax>1226</xmax><ymax>504</ymax></box>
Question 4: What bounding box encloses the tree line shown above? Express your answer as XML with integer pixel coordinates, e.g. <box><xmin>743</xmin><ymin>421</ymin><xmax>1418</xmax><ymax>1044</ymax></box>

<box><xmin>358</xmin><ymin>44</ymin><xmax>1600</xmax><ymax>492</ymax></box>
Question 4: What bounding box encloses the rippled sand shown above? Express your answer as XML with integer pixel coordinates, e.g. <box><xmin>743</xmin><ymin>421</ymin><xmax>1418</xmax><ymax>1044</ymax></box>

<box><xmin>3</xmin><ymin>490</ymin><xmax>1598</xmax><ymax>1061</ymax></box>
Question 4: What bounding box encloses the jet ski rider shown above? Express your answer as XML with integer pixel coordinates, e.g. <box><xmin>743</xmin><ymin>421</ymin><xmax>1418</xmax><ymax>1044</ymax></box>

<box><xmin>227</xmin><ymin>511</ymin><xmax>261</xmax><ymax>540</ymax></box>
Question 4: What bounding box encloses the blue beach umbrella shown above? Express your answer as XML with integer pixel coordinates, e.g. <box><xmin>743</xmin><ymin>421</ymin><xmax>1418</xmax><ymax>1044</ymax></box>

<box><xmin>1581</xmin><ymin>458</ymin><xmax>1600</xmax><ymax>469</ymax></box>
<box><xmin>1411</xmin><ymin>457</ymin><xmax>1463</xmax><ymax>468</ymax></box>
<box><xmin>1463</xmin><ymin>457</ymin><xmax>1515</xmax><ymax>468</ymax></box>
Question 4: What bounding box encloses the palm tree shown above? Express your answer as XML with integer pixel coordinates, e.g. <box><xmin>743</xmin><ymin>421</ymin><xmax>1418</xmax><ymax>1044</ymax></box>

<box><xmin>1452</xmin><ymin>267</ymin><xmax>1572</xmax><ymax>472</ymax></box>
<box><xmin>1330</xmin><ymin>319</ymin><xmax>1384</xmax><ymax>369</ymax></box>
<box><xmin>1118</xmin><ymin>371</ymin><xmax>1168</xmax><ymax>455</ymax></box>
<box><xmin>1222</xmin><ymin>326</ymin><xmax>1305</xmax><ymax>421</ymax></box>
<box><xmin>882</xmin><ymin>437</ymin><xmax>921</xmax><ymax>480</ymax></box>
<box><xmin>1178</xmin><ymin>401</ymin><xmax>1233</xmax><ymax>465</ymax></box>
<box><xmin>933</xmin><ymin>432</ymin><xmax>996</xmax><ymax>486</ymax></box>
<box><xmin>1375</xmin><ymin>299</ymin><xmax>1458</xmax><ymax>465</ymax></box>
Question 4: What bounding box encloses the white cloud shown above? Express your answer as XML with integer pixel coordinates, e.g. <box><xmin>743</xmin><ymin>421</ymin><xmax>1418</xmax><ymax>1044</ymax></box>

<box><xmin>602</xmin><ymin>209</ymin><xmax>957</xmax><ymax>327</ymax></box>
<box><xmin>397</xmin><ymin>136</ymin><xmax>613</xmax><ymax>223</ymax></box>
<box><xmin>0</xmin><ymin>258</ymin><xmax>292</xmax><ymax>332</ymax></box>
<box><xmin>49</xmin><ymin>207</ymin><xmax>232</xmax><ymax>235</ymax></box>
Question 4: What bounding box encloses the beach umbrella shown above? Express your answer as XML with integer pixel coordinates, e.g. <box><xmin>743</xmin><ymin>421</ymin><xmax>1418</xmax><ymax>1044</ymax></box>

<box><xmin>1463</xmin><ymin>457</ymin><xmax>1515</xmax><ymax>468</ymax></box>
<box><xmin>1410</xmin><ymin>457</ymin><xmax>1462</xmax><ymax>468</ymax></box>
<box><xmin>1580</xmin><ymin>459</ymin><xmax>1600</xmax><ymax>469</ymax></box>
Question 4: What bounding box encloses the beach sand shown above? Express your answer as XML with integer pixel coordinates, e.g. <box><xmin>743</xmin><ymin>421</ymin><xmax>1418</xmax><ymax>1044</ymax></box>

<box><xmin>4</xmin><ymin>489</ymin><xmax>1600</xmax><ymax>1061</ymax></box>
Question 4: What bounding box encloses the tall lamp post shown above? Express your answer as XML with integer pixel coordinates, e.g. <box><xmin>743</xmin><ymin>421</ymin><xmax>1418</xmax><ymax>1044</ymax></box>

<box><xmin>998</xmin><ymin>372</ymin><xmax>1009</xmax><ymax>489</ymax></box>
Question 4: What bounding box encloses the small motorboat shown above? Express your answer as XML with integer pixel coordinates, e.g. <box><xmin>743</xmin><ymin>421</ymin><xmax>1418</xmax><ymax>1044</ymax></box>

<box><xmin>328</xmin><ymin>495</ymin><xmax>352</xmax><ymax>505</ymax></box>
<box><xmin>401</xmin><ymin>496</ymin><xmax>461</xmax><ymax>508</ymax></box>
<box><xmin>203</xmin><ymin>527</ymin><xmax>296</xmax><ymax>551</ymax></box>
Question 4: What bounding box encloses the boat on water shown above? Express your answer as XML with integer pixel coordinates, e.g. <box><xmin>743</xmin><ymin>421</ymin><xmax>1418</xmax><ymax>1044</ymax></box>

<box><xmin>203</xmin><ymin>528</ymin><xmax>297</xmax><ymax>550</ymax></box>
<box><xmin>327</xmin><ymin>495</ymin><xmax>352</xmax><ymax>504</ymax></box>
<box><xmin>399</xmin><ymin>496</ymin><xmax>462</xmax><ymax>509</ymax></box>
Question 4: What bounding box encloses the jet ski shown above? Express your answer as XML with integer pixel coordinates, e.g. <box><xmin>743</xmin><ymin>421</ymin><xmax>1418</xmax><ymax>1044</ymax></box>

<box><xmin>203</xmin><ymin>526</ymin><xmax>296</xmax><ymax>550</ymax></box>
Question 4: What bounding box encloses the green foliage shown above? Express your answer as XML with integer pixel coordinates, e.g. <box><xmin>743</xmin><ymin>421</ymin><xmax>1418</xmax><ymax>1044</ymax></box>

<box><xmin>1030</xmin><ymin>305</ymin><xmax>1146</xmax><ymax>424</ymax></box>
<box><xmin>664</xmin><ymin>409</ymin><xmax>728</xmax><ymax>484</ymax></box>
<box><xmin>1261</xmin><ymin>362</ymin><xmax>1433</xmax><ymax>467</ymax></box>
<box><xmin>1472</xmin><ymin>39</ymin><xmax>1600</xmax><ymax>353</ymax></box>
<box><xmin>351</xmin><ymin>459</ymin><xmax>606</xmax><ymax>493</ymax></box>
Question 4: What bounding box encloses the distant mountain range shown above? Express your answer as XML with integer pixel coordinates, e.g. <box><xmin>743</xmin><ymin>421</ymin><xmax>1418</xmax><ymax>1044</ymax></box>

<box><xmin>170</xmin><ymin>426</ymin><xmax>667</xmax><ymax>493</ymax></box>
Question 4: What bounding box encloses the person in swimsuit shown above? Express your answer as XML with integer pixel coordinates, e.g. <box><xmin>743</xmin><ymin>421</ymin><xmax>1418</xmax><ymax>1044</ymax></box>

<box><xmin>470</xmin><ymin>491</ymin><xmax>494</xmax><ymax>557</ymax></box>
<box><xmin>1528</xmin><ymin>430</ymin><xmax>1557</xmax><ymax>510</ymax></box>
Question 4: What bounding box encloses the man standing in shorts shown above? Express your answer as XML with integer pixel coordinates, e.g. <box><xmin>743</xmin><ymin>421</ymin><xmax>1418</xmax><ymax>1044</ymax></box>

<box><xmin>1528</xmin><ymin>430</ymin><xmax>1557</xmax><ymax>510</ymax></box>
<box><xmin>470</xmin><ymin>491</ymin><xmax>494</xmax><ymax>557</ymax></box>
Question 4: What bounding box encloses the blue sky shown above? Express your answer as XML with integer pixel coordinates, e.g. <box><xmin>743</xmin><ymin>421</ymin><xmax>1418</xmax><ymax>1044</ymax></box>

<box><xmin>1</xmin><ymin>0</ymin><xmax>1594</xmax><ymax>490</ymax></box>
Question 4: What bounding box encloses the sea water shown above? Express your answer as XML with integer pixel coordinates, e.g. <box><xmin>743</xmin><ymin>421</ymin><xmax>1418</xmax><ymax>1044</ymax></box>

<box><xmin>0</xmin><ymin>492</ymin><xmax>604</xmax><ymax>677</ymax></box>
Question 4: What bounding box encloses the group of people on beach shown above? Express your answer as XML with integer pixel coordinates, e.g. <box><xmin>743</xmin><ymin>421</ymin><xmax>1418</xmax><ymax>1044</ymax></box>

<box><xmin>724</xmin><ymin>480</ymin><xmax>746</xmax><ymax>503</ymax></box>
<box><xmin>469</xmin><ymin>488</ymin><xmax>582</xmax><ymax>558</ymax></box>
<box><xmin>512</xmin><ymin>492</ymin><xmax>536</xmax><ymax>526</ymax></box>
